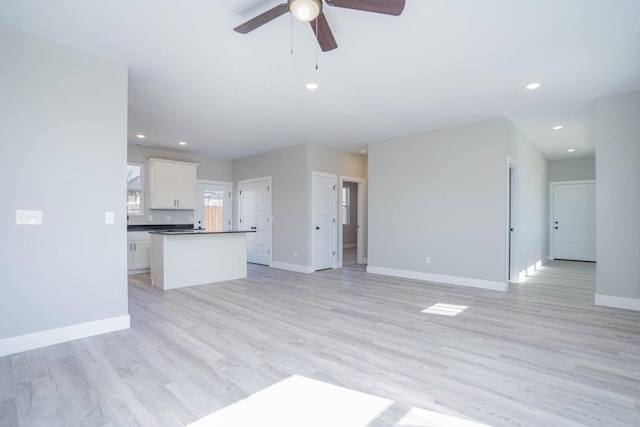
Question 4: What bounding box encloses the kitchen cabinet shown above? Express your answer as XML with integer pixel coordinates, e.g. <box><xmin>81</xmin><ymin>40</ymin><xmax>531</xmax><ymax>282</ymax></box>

<box><xmin>148</xmin><ymin>158</ymin><xmax>198</xmax><ymax>209</ymax></box>
<box><xmin>128</xmin><ymin>231</ymin><xmax>151</xmax><ymax>273</ymax></box>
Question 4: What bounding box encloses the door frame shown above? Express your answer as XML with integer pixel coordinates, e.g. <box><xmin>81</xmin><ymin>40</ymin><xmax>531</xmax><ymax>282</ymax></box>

<box><xmin>237</xmin><ymin>176</ymin><xmax>273</xmax><ymax>266</ymax></box>
<box><xmin>195</xmin><ymin>180</ymin><xmax>233</xmax><ymax>231</ymax></box>
<box><xmin>506</xmin><ymin>157</ymin><xmax>519</xmax><ymax>285</ymax></box>
<box><xmin>311</xmin><ymin>171</ymin><xmax>338</xmax><ymax>271</ymax></box>
<box><xmin>549</xmin><ymin>179</ymin><xmax>596</xmax><ymax>261</ymax></box>
<box><xmin>338</xmin><ymin>176</ymin><xmax>365</xmax><ymax>267</ymax></box>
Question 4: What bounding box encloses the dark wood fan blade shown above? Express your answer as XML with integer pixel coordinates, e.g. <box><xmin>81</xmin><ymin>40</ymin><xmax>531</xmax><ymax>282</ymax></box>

<box><xmin>310</xmin><ymin>12</ymin><xmax>338</xmax><ymax>52</ymax></box>
<box><xmin>234</xmin><ymin>3</ymin><xmax>289</xmax><ymax>34</ymax></box>
<box><xmin>326</xmin><ymin>0</ymin><xmax>405</xmax><ymax>16</ymax></box>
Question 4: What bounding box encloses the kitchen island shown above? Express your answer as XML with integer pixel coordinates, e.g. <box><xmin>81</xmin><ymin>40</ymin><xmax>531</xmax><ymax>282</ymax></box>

<box><xmin>149</xmin><ymin>230</ymin><xmax>253</xmax><ymax>290</ymax></box>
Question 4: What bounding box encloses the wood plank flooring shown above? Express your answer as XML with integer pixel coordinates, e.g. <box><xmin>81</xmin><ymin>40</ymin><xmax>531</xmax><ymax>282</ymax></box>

<box><xmin>1</xmin><ymin>260</ymin><xmax>639</xmax><ymax>426</ymax></box>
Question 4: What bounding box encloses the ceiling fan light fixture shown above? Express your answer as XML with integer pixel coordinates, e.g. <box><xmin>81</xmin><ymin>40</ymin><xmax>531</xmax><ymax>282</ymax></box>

<box><xmin>289</xmin><ymin>0</ymin><xmax>322</xmax><ymax>22</ymax></box>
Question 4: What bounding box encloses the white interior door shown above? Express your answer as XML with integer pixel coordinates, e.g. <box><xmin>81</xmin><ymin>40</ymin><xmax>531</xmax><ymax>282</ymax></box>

<box><xmin>195</xmin><ymin>181</ymin><xmax>232</xmax><ymax>231</ymax></box>
<box><xmin>239</xmin><ymin>177</ymin><xmax>272</xmax><ymax>265</ymax></box>
<box><xmin>552</xmin><ymin>182</ymin><xmax>596</xmax><ymax>261</ymax></box>
<box><xmin>312</xmin><ymin>172</ymin><xmax>337</xmax><ymax>271</ymax></box>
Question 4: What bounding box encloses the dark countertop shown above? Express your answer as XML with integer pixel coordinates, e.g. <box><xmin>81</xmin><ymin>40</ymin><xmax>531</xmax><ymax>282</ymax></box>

<box><xmin>127</xmin><ymin>224</ymin><xmax>194</xmax><ymax>232</ymax></box>
<box><xmin>150</xmin><ymin>230</ymin><xmax>255</xmax><ymax>235</ymax></box>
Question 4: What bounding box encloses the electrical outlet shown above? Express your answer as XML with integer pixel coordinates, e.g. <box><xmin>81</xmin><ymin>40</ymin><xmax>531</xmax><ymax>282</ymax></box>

<box><xmin>167</xmin><ymin>215</ymin><xmax>171</xmax><ymax>221</ymax></box>
<box><xmin>426</xmin><ymin>256</ymin><xmax>431</xmax><ymax>264</ymax></box>
<box><xmin>293</xmin><ymin>250</ymin><xmax>298</xmax><ymax>257</ymax></box>
<box><xmin>105</xmin><ymin>211</ymin><xmax>115</xmax><ymax>225</ymax></box>
<box><xmin>148</xmin><ymin>215</ymin><xmax>153</xmax><ymax>221</ymax></box>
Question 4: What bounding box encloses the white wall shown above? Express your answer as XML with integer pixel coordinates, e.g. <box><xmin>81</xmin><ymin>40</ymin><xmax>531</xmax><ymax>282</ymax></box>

<box><xmin>594</xmin><ymin>90</ymin><xmax>640</xmax><ymax>311</ymax></box>
<box><xmin>0</xmin><ymin>28</ymin><xmax>129</xmax><ymax>355</ymax></box>
<box><xmin>549</xmin><ymin>157</ymin><xmax>595</xmax><ymax>182</ymax></box>
<box><xmin>127</xmin><ymin>144</ymin><xmax>232</xmax><ymax>225</ymax></box>
<box><xmin>368</xmin><ymin>118</ymin><xmax>548</xmax><ymax>291</ymax></box>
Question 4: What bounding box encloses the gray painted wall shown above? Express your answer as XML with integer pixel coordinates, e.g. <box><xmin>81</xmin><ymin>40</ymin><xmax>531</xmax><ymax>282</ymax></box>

<box><xmin>506</xmin><ymin>123</ymin><xmax>550</xmax><ymax>276</ymax></box>
<box><xmin>594</xmin><ymin>90</ymin><xmax>640</xmax><ymax>301</ymax></box>
<box><xmin>369</xmin><ymin>119</ymin><xmax>508</xmax><ymax>283</ymax></box>
<box><xmin>127</xmin><ymin>144</ymin><xmax>232</xmax><ymax>226</ymax></box>
<box><xmin>0</xmin><ymin>28</ymin><xmax>129</xmax><ymax>338</ymax></box>
<box><xmin>368</xmin><ymin>118</ymin><xmax>548</xmax><ymax>286</ymax></box>
<box><xmin>233</xmin><ymin>144</ymin><xmax>310</xmax><ymax>266</ymax></box>
<box><xmin>232</xmin><ymin>143</ymin><xmax>367</xmax><ymax>268</ymax></box>
<box><xmin>549</xmin><ymin>157</ymin><xmax>596</xmax><ymax>182</ymax></box>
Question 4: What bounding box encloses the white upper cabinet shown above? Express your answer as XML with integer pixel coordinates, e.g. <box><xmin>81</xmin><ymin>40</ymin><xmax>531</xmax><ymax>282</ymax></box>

<box><xmin>148</xmin><ymin>158</ymin><xmax>198</xmax><ymax>209</ymax></box>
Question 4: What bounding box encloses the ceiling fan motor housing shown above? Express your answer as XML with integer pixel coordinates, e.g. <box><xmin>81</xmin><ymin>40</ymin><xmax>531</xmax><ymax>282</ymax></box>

<box><xmin>288</xmin><ymin>0</ymin><xmax>323</xmax><ymax>22</ymax></box>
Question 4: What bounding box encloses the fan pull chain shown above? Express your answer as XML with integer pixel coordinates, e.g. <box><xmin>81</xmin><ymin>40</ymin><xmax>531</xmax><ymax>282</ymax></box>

<box><xmin>290</xmin><ymin>14</ymin><xmax>294</xmax><ymax>55</ymax></box>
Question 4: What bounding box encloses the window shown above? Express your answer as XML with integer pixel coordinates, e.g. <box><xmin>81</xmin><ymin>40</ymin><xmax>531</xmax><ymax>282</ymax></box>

<box><xmin>342</xmin><ymin>186</ymin><xmax>350</xmax><ymax>225</ymax></box>
<box><xmin>127</xmin><ymin>162</ymin><xmax>143</xmax><ymax>216</ymax></box>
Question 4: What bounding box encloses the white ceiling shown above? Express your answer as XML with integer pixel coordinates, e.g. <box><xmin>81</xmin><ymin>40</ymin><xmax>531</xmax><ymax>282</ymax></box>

<box><xmin>2</xmin><ymin>0</ymin><xmax>639</xmax><ymax>160</ymax></box>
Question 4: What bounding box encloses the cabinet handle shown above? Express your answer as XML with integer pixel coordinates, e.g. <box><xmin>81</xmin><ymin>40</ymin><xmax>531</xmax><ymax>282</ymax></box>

<box><xmin>134</xmin><ymin>243</ymin><xmax>136</xmax><ymax>251</ymax></box>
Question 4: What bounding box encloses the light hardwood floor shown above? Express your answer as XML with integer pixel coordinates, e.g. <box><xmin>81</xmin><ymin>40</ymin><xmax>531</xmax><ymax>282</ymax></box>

<box><xmin>1</xmin><ymin>261</ymin><xmax>639</xmax><ymax>426</ymax></box>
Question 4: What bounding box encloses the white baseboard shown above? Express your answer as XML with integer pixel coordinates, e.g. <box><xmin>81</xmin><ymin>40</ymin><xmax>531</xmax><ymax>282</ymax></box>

<box><xmin>0</xmin><ymin>315</ymin><xmax>130</xmax><ymax>357</ymax></box>
<box><xmin>343</xmin><ymin>243</ymin><xmax>357</xmax><ymax>249</ymax></box>
<box><xmin>270</xmin><ymin>261</ymin><xmax>314</xmax><ymax>274</ymax></box>
<box><xmin>366</xmin><ymin>266</ymin><xmax>507</xmax><ymax>292</ymax></box>
<box><xmin>595</xmin><ymin>294</ymin><xmax>640</xmax><ymax>312</ymax></box>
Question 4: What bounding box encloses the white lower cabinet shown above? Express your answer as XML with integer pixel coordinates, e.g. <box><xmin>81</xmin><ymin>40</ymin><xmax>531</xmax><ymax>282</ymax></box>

<box><xmin>127</xmin><ymin>231</ymin><xmax>151</xmax><ymax>273</ymax></box>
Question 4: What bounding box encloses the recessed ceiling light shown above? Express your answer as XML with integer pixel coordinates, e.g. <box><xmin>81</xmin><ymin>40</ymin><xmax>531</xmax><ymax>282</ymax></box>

<box><xmin>135</xmin><ymin>134</ymin><xmax>146</xmax><ymax>139</ymax></box>
<box><xmin>552</xmin><ymin>125</ymin><xmax>563</xmax><ymax>130</ymax></box>
<box><xmin>306</xmin><ymin>82</ymin><xmax>318</xmax><ymax>90</ymax></box>
<box><xmin>178</xmin><ymin>141</ymin><xmax>187</xmax><ymax>146</ymax></box>
<box><xmin>526</xmin><ymin>82</ymin><xmax>541</xmax><ymax>90</ymax></box>
<box><xmin>550</xmin><ymin>153</ymin><xmax>557</xmax><ymax>156</ymax></box>
<box><xmin>360</xmin><ymin>150</ymin><xmax>366</xmax><ymax>154</ymax></box>
<box><xmin>567</xmin><ymin>148</ymin><xmax>576</xmax><ymax>152</ymax></box>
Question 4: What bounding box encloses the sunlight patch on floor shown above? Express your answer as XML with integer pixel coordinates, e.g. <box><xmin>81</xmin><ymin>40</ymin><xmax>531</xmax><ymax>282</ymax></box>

<box><xmin>398</xmin><ymin>406</ymin><xmax>493</xmax><ymax>426</ymax></box>
<box><xmin>188</xmin><ymin>375</ymin><xmax>393</xmax><ymax>427</ymax></box>
<box><xmin>517</xmin><ymin>260</ymin><xmax>546</xmax><ymax>284</ymax></box>
<box><xmin>421</xmin><ymin>303</ymin><xmax>468</xmax><ymax>316</ymax></box>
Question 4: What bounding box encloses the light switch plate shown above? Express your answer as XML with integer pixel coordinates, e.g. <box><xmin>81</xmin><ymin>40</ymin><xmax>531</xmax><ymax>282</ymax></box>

<box><xmin>16</xmin><ymin>210</ymin><xmax>42</xmax><ymax>225</ymax></box>
<box><xmin>105</xmin><ymin>211</ymin><xmax>115</xmax><ymax>225</ymax></box>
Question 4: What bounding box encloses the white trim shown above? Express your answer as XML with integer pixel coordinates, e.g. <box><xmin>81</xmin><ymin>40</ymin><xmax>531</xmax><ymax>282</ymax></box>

<box><xmin>549</xmin><ymin>179</ymin><xmax>596</xmax><ymax>260</ymax></box>
<box><xmin>270</xmin><ymin>261</ymin><xmax>314</xmax><ymax>274</ymax></box>
<box><xmin>0</xmin><ymin>315</ymin><xmax>130</xmax><ymax>357</ymax></box>
<box><xmin>366</xmin><ymin>266</ymin><xmax>507</xmax><ymax>292</ymax></box>
<box><xmin>595</xmin><ymin>294</ymin><xmax>640</xmax><ymax>312</ymax></box>
<box><xmin>338</xmin><ymin>176</ymin><xmax>366</xmax><ymax>267</ymax></box>
<box><xmin>506</xmin><ymin>157</ymin><xmax>519</xmax><ymax>285</ymax></box>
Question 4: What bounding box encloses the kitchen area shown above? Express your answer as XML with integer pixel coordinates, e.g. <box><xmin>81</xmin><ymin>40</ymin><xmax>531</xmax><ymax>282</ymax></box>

<box><xmin>126</xmin><ymin>150</ymin><xmax>251</xmax><ymax>290</ymax></box>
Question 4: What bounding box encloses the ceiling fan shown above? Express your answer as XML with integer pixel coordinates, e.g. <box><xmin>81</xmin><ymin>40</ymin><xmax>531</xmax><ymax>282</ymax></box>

<box><xmin>233</xmin><ymin>0</ymin><xmax>406</xmax><ymax>52</ymax></box>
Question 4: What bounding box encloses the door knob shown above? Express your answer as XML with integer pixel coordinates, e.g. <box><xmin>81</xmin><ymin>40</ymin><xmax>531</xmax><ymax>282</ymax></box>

<box><xmin>555</xmin><ymin>226</ymin><xmax>558</xmax><ymax>229</ymax></box>
<box><xmin>315</xmin><ymin>226</ymin><xmax>320</xmax><ymax>230</ymax></box>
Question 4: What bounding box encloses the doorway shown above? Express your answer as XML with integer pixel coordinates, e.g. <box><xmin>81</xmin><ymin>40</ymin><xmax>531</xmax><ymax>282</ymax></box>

<box><xmin>550</xmin><ymin>181</ymin><xmax>596</xmax><ymax>262</ymax></box>
<box><xmin>238</xmin><ymin>177</ymin><xmax>272</xmax><ymax>266</ymax></box>
<box><xmin>339</xmin><ymin>176</ymin><xmax>365</xmax><ymax>267</ymax></box>
<box><xmin>195</xmin><ymin>180</ymin><xmax>232</xmax><ymax>232</ymax></box>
